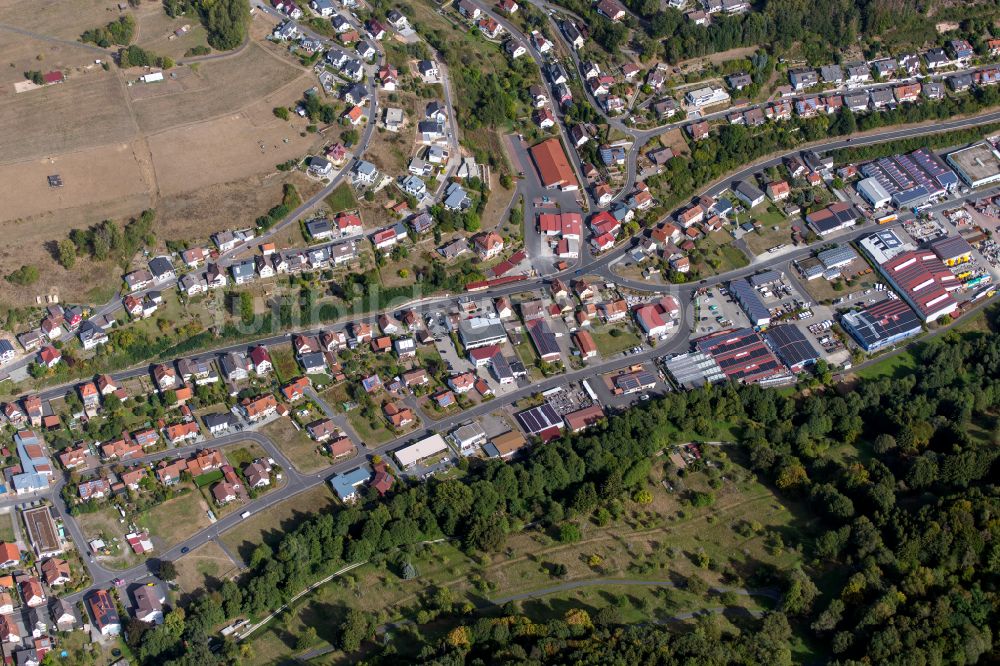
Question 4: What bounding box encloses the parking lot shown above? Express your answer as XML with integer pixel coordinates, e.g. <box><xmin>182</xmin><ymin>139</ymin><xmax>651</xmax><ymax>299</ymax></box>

<box><xmin>692</xmin><ymin>287</ymin><xmax>750</xmax><ymax>336</ymax></box>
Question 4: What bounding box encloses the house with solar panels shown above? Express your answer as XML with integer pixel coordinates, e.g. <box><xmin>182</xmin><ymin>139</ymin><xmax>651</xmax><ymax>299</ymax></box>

<box><xmin>840</xmin><ymin>298</ymin><xmax>922</xmax><ymax>352</ymax></box>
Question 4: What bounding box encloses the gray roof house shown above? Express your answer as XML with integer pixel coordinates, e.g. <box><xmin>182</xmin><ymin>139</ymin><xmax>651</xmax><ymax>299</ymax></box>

<box><xmin>820</xmin><ymin>64</ymin><xmax>843</xmax><ymax>84</ymax></box>
<box><xmin>353</xmin><ymin>160</ymin><xmax>379</xmax><ymax>184</ymax></box>
<box><xmin>443</xmin><ymin>182</ymin><xmax>471</xmax><ymax>211</ymax></box>
<box><xmin>230</xmin><ymin>260</ymin><xmax>255</xmax><ymax>285</ymax></box>
<box><xmin>306</xmin><ymin>218</ymin><xmax>334</xmax><ymax>240</ymax></box>
<box><xmin>343</xmin><ymin>83</ymin><xmax>370</xmax><ymax>104</ymax></box>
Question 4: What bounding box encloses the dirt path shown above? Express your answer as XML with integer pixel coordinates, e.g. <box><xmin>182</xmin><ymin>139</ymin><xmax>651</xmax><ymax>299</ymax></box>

<box><xmin>490</xmin><ymin>577</ymin><xmax>779</xmax><ymax>605</ymax></box>
<box><xmin>0</xmin><ymin>22</ymin><xmax>109</xmax><ymax>54</ymax></box>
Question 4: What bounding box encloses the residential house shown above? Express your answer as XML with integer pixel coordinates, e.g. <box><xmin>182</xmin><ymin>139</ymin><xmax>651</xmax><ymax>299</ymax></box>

<box><xmin>240</xmin><ymin>394</ymin><xmax>278</xmax><ymax>422</ymax></box>
<box><xmin>40</xmin><ymin>559</ymin><xmax>70</xmax><ymax>587</ymax></box>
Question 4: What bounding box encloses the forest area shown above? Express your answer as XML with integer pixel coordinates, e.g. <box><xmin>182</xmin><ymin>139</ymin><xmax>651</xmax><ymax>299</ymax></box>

<box><xmin>550</xmin><ymin>0</ymin><xmax>1000</xmax><ymax>65</ymax></box>
<box><xmin>124</xmin><ymin>305</ymin><xmax>1000</xmax><ymax>665</ymax></box>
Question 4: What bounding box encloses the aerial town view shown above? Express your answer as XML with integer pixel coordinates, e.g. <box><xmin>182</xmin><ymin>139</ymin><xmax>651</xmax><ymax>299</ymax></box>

<box><xmin>1</xmin><ymin>0</ymin><xmax>1000</xmax><ymax>664</ymax></box>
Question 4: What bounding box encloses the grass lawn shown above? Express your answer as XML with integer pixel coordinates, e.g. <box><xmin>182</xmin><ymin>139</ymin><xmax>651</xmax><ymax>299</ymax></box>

<box><xmin>269</xmin><ymin>343</ymin><xmax>299</xmax><ymax>383</ymax></box>
<box><xmin>325</xmin><ymin>182</ymin><xmax>357</xmax><ymax>214</ymax></box>
<box><xmin>692</xmin><ymin>232</ymin><xmax>749</xmax><ymax>276</ymax></box>
<box><xmin>76</xmin><ymin>507</ymin><xmax>141</xmax><ymax>570</ymax></box>
<box><xmin>175</xmin><ymin>541</ymin><xmax>241</xmax><ymax>601</ymax></box>
<box><xmin>138</xmin><ymin>490</ymin><xmax>212</xmax><ymax>549</ymax></box>
<box><xmin>347</xmin><ymin>410</ymin><xmax>398</xmax><ymax>446</ymax></box>
<box><xmin>590</xmin><ymin>326</ymin><xmax>641</xmax><ymax>357</ymax></box>
<box><xmin>744</xmin><ymin>209</ymin><xmax>797</xmax><ymax>256</ymax></box>
<box><xmin>260</xmin><ymin>418</ymin><xmax>332</xmax><ymax>474</ymax></box>
<box><xmin>320</xmin><ymin>383</ymin><xmax>351</xmax><ymax>412</ymax></box>
<box><xmin>194</xmin><ymin>469</ymin><xmax>224</xmax><ymax>488</ymax></box>
<box><xmin>222</xmin><ymin>484</ymin><xmax>337</xmax><ymax>563</ymax></box>
<box><xmin>514</xmin><ymin>341</ymin><xmax>543</xmax><ymax>379</ymax></box>
<box><xmin>0</xmin><ymin>512</ymin><xmax>15</xmax><ymax>543</ymax></box>
<box><xmin>853</xmin><ymin>349</ymin><xmax>918</xmax><ymax>381</ymax></box>
<box><xmin>225</xmin><ymin>441</ymin><xmax>267</xmax><ymax>469</ymax></box>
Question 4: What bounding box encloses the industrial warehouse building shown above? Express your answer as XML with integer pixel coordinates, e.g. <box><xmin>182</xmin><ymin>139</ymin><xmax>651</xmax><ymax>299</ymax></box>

<box><xmin>946</xmin><ymin>142</ymin><xmax>1000</xmax><ymax>188</ymax></box>
<box><xmin>692</xmin><ymin>328</ymin><xmax>792</xmax><ymax>386</ymax></box>
<box><xmin>516</xmin><ymin>403</ymin><xmax>564</xmax><ymax>438</ymax></box>
<box><xmin>729</xmin><ymin>279</ymin><xmax>771</xmax><ymax>327</ymax></box>
<box><xmin>394</xmin><ymin>434</ymin><xmax>450</xmax><ymax>468</ymax></box>
<box><xmin>878</xmin><ymin>250</ymin><xmax>960</xmax><ymax>322</ymax></box>
<box><xmin>859</xmin><ymin>148</ymin><xmax>959</xmax><ymax>208</ymax></box>
<box><xmin>530</xmin><ymin>138</ymin><xmax>579</xmax><ymax>191</ymax></box>
<box><xmin>840</xmin><ymin>298</ymin><xmax>922</xmax><ymax>352</ymax></box>
<box><xmin>458</xmin><ymin>316</ymin><xmax>508</xmax><ymax>349</ymax></box>
<box><xmin>763</xmin><ymin>324</ymin><xmax>820</xmax><ymax>372</ymax></box>
<box><xmin>856</xmin><ymin>176</ymin><xmax>891</xmax><ymax>208</ymax></box>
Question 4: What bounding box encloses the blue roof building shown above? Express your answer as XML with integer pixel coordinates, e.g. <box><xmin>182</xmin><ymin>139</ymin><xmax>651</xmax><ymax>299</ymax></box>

<box><xmin>329</xmin><ymin>465</ymin><xmax>372</xmax><ymax>501</ymax></box>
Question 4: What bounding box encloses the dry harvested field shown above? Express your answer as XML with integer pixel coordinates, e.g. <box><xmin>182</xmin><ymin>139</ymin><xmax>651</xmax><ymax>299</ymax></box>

<box><xmin>0</xmin><ymin>0</ymin><xmax>122</xmax><ymax>39</ymax></box>
<box><xmin>148</xmin><ymin>113</ymin><xmax>316</xmax><ymax>195</ymax></box>
<box><xmin>130</xmin><ymin>42</ymin><xmax>306</xmax><ymax>133</ymax></box>
<box><xmin>158</xmin><ymin>171</ymin><xmax>322</xmax><ymax>242</ymax></box>
<box><xmin>0</xmin><ymin>142</ymin><xmax>153</xmax><ymax>220</ymax></box>
<box><xmin>0</xmin><ymin>72</ymin><xmax>135</xmax><ymax>162</ymax></box>
<box><xmin>0</xmin><ymin>6</ymin><xmax>331</xmax><ymax>305</ymax></box>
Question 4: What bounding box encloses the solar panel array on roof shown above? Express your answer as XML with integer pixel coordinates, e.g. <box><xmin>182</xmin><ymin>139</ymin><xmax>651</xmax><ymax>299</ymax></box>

<box><xmin>860</xmin><ymin>148</ymin><xmax>958</xmax><ymax>207</ymax></box>
<box><xmin>527</xmin><ymin>319</ymin><xmax>560</xmax><ymax>360</ymax></box>
<box><xmin>748</xmin><ymin>270</ymin><xmax>782</xmax><ymax>288</ymax></box>
<box><xmin>729</xmin><ymin>279</ymin><xmax>771</xmax><ymax>325</ymax></box>
<box><xmin>818</xmin><ymin>246</ymin><xmax>858</xmax><ymax>269</ymax></box>
<box><xmin>764</xmin><ymin>324</ymin><xmax>820</xmax><ymax>371</ymax></box>
<box><xmin>695</xmin><ymin>328</ymin><xmax>788</xmax><ymax>384</ymax></box>
<box><xmin>614</xmin><ymin>370</ymin><xmax>657</xmax><ymax>394</ymax></box>
<box><xmin>840</xmin><ymin>297</ymin><xmax>922</xmax><ymax>351</ymax></box>
<box><xmin>516</xmin><ymin>403</ymin><xmax>563</xmax><ymax>435</ymax></box>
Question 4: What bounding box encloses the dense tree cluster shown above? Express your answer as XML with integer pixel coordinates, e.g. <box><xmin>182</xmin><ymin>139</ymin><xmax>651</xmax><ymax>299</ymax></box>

<box><xmin>119</xmin><ymin>45</ymin><xmax>174</xmax><ymax>70</ymax></box>
<box><xmin>80</xmin><ymin>14</ymin><xmax>135</xmax><ymax>47</ymax></box>
<box><xmin>65</xmin><ymin>209</ymin><xmax>157</xmax><ymax>267</ymax></box>
<box><xmin>163</xmin><ymin>0</ymin><xmax>249</xmax><ymax>51</ymax></box>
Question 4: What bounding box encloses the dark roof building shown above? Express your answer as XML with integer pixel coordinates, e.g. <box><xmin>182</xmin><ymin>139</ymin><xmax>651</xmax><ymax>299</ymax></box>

<box><xmin>515</xmin><ymin>403</ymin><xmax>563</xmax><ymax>437</ymax></box>
<box><xmin>805</xmin><ymin>202</ymin><xmax>861</xmax><ymax>236</ymax></box>
<box><xmin>764</xmin><ymin>324</ymin><xmax>820</xmax><ymax>372</ymax></box>
<box><xmin>729</xmin><ymin>279</ymin><xmax>771</xmax><ymax>327</ymax></box>
<box><xmin>840</xmin><ymin>298</ymin><xmax>922</xmax><ymax>352</ymax></box>
<box><xmin>694</xmin><ymin>328</ymin><xmax>791</xmax><ymax>385</ymax></box>
<box><xmin>526</xmin><ymin>319</ymin><xmax>560</xmax><ymax>362</ymax></box>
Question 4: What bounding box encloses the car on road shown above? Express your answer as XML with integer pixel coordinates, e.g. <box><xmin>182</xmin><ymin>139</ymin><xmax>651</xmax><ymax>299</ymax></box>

<box><xmin>113</xmin><ymin>578</ymin><xmax>125</xmax><ymax>587</ymax></box>
<box><xmin>181</xmin><ymin>546</ymin><xmax>190</xmax><ymax>554</ymax></box>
